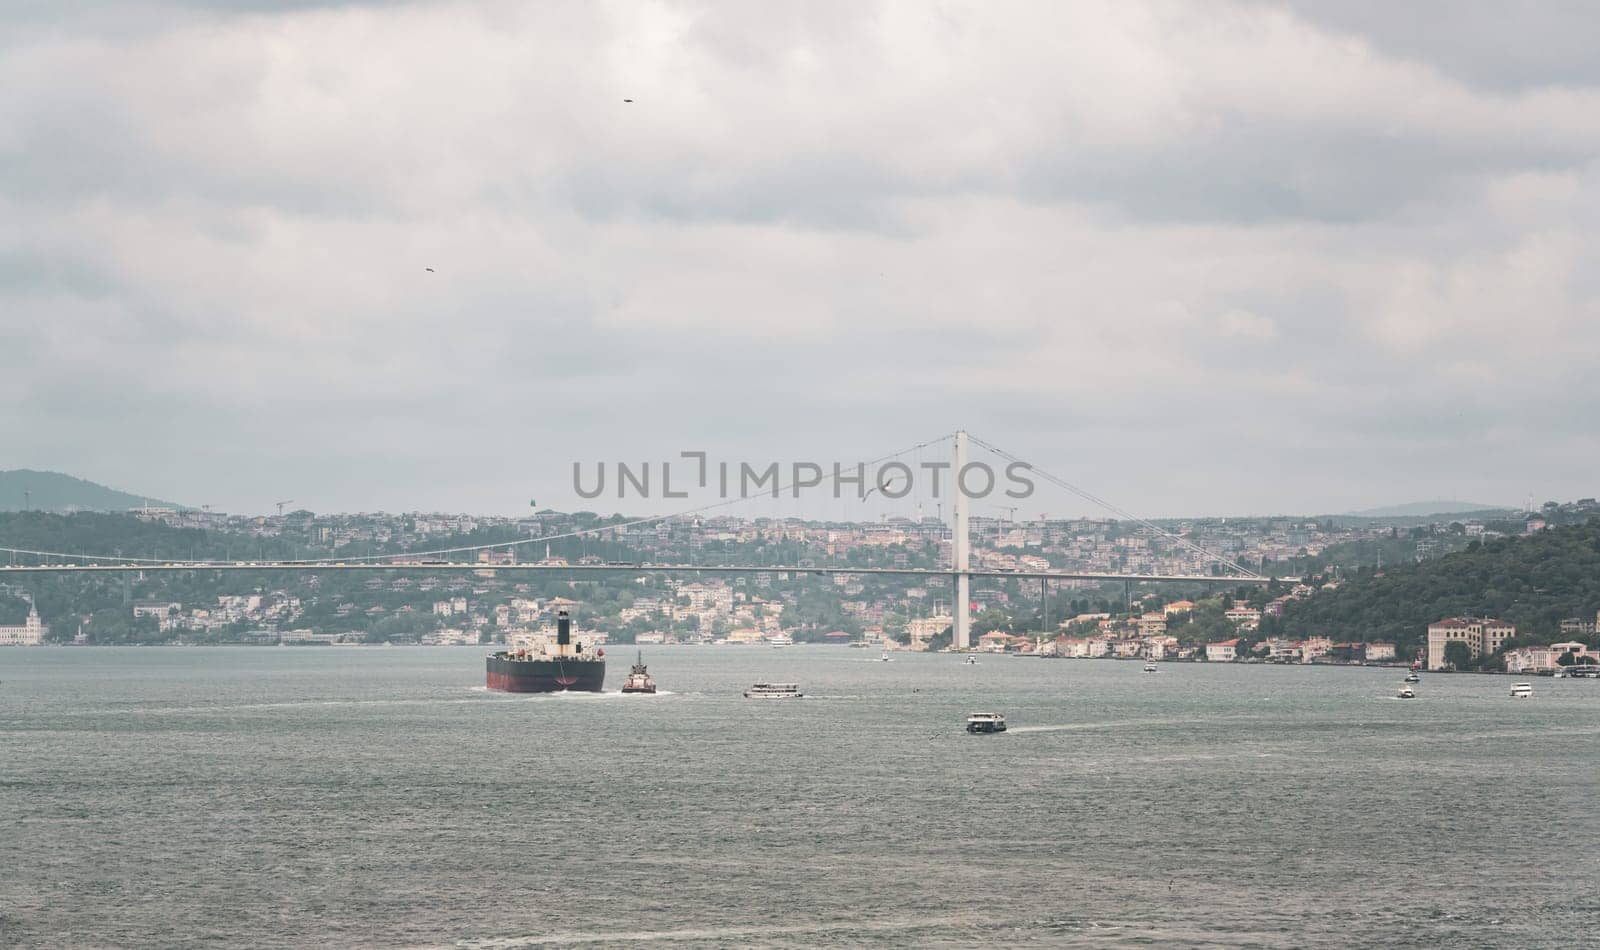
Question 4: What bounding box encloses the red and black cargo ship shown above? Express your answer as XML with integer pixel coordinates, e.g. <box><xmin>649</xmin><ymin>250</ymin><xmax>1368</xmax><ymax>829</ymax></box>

<box><xmin>486</xmin><ymin>609</ymin><xmax>605</xmax><ymax>692</ymax></box>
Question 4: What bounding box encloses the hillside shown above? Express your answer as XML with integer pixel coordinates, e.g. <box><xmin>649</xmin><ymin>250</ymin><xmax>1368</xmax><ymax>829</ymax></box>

<box><xmin>1276</xmin><ymin>520</ymin><xmax>1600</xmax><ymax>651</ymax></box>
<box><xmin>1342</xmin><ymin>500</ymin><xmax>1510</xmax><ymax>518</ymax></box>
<box><xmin>0</xmin><ymin>470</ymin><xmax>180</xmax><ymax>513</ymax></box>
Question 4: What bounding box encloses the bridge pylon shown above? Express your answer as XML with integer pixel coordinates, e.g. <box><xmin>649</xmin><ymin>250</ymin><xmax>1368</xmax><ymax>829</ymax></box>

<box><xmin>953</xmin><ymin>429</ymin><xmax>970</xmax><ymax>650</ymax></box>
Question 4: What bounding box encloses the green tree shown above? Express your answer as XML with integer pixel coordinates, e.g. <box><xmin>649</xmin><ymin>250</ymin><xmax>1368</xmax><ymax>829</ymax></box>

<box><xmin>1443</xmin><ymin>641</ymin><xmax>1472</xmax><ymax>670</ymax></box>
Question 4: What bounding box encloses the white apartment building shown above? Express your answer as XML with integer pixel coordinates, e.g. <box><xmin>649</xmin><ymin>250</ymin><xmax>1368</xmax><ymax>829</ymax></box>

<box><xmin>1206</xmin><ymin>639</ymin><xmax>1240</xmax><ymax>662</ymax></box>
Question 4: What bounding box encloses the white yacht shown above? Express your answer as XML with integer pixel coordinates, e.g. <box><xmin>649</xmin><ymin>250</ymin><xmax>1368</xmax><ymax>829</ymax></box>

<box><xmin>1510</xmin><ymin>682</ymin><xmax>1533</xmax><ymax>698</ymax></box>
<box><xmin>744</xmin><ymin>682</ymin><xmax>803</xmax><ymax>699</ymax></box>
<box><xmin>1143</xmin><ymin>662</ymin><xmax>1158</xmax><ymax>673</ymax></box>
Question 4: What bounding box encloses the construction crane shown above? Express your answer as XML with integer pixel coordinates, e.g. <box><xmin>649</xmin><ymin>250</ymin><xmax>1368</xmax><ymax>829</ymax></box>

<box><xmin>275</xmin><ymin>499</ymin><xmax>294</xmax><ymax>517</ymax></box>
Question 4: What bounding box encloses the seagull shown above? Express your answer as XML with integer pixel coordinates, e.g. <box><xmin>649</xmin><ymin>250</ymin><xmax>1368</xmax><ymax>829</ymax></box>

<box><xmin>425</xmin><ymin>267</ymin><xmax>435</xmax><ymax>273</ymax></box>
<box><xmin>623</xmin><ymin>98</ymin><xmax>633</xmax><ymax>103</ymax></box>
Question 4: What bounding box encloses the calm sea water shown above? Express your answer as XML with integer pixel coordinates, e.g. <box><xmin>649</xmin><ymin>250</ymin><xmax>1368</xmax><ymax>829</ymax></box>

<box><xmin>2</xmin><ymin>646</ymin><xmax>1598</xmax><ymax>948</ymax></box>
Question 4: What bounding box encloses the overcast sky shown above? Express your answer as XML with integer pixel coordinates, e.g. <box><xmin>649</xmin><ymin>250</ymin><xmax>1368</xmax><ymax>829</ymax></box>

<box><xmin>3</xmin><ymin>0</ymin><xmax>1598</xmax><ymax>519</ymax></box>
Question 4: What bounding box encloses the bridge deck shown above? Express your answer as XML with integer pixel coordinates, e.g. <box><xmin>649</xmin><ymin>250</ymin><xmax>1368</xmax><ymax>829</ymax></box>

<box><xmin>0</xmin><ymin>562</ymin><xmax>1284</xmax><ymax>583</ymax></box>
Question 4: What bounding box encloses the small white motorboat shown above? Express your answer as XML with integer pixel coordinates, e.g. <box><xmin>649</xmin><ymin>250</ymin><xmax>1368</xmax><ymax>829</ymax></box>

<box><xmin>1397</xmin><ymin>685</ymin><xmax>1416</xmax><ymax>699</ymax></box>
<box><xmin>1510</xmin><ymin>682</ymin><xmax>1533</xmax><ymax>698</ymax></box>
<box><xmin>1143</xmin><ymin>662</ymin><xmax>1158</xmax><ymax>673</ymax></box>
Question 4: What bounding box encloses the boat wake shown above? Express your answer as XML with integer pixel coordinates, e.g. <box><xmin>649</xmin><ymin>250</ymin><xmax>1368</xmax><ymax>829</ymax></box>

<box><xmin>454</xmin><ymin>911</ymin><xmax>1005</xmax><ymax>947</ymax></box>
<box><xmin>132</xmin><ymin>690</ymin><xmax>680</xmax><ymax>714</ymax></box>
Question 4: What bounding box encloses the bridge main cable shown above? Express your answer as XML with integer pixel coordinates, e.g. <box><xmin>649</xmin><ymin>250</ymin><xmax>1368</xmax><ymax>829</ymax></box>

<box><xmin>965</xmin><ymin>433</ymin><xmax>1264</xmax><ymax>580</ymax></box>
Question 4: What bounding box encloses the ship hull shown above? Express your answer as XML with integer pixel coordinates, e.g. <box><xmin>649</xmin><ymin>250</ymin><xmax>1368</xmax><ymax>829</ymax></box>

<box><xmin>486</xmin><ymin>654</ymin><xmax>606</xmax><ymax>693</ymax></box>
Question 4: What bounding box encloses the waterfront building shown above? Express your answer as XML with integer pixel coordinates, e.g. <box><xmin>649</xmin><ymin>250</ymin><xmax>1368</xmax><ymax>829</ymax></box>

<box><xmin>1143</xmin><ymin>635</ymin><xmax>1178</xmax><ymax>660</ymax></box>
<box><xmin>905</xmin><ymin>613</ymin><xmax>952</xmax><ymax>647</ymax></box>
<box><xmin>1426</xmin><ymin>617</ymin><xmax>1518</xmax><ymax>670</ymax></box>
<box><xmin>1364</xmin><ymin>642</ymin><xmax>1396</xmax><ymax>662</ymax></box>
<box><xmin>1300</xmin><ymin>636</ymin><xmax>1333</xmax><ymax>663</ymax></box>
<box><xmin>1206</xmin><ymin>638</ymin><xmax>1240</xmax><ymax>662</ymax></box>
<box><xmin>1264</xmin><ymin>637</ymin><xmax>1300</xmax><ymax>662</ymax></box>
<box><xmin>1503</xmin><ymin>645</ymin><xmax>1559</xmax><ymax>674</ymax></box>
<box><xmin>977</xmin><ymin>631</ymin><xmax>1011</xmax><ymax>653</ymax></box>
<box><xmin>1551</xmin><ymin>641</ymin><xmax>1590</xmax><ymax>662</ymax></box>
<box><xmin>0</xmin><ymin>605</ymin><xmax>47</xmax><ymax>646</ymax></box>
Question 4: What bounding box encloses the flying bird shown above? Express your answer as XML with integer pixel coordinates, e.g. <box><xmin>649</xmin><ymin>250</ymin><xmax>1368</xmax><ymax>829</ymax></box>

<box><xmin>623</xmin><ymin>98</ymin><xmax>633</xmax><ymax>103</ymax></box>
<box><xmin>425</xmin><ymin>267</ymin><xmax>435</xmax><ymax>272</ymax></box>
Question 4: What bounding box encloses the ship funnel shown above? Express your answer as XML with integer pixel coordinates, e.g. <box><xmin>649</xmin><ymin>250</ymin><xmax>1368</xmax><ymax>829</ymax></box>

<box><xmin>557</xmin><ymin>609</ymin><xmax>571</xmax><ymax>646</ymax></box>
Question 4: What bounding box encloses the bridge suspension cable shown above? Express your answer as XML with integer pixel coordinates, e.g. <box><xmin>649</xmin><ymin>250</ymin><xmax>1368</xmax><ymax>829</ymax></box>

<box><xmin>965</xmin><ymin>434</ymin><xmax>1263</xmax><ymax>580</ymax></box>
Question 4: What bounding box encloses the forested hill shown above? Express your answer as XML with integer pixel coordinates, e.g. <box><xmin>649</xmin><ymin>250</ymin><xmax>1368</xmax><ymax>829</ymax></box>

<box><xmin>1277</xmin><ymin>520</ymin><xmax>1600</xmax><ymax>648</ymax></box>
<box><xmin>0</xmin><ymin>470</ymin><xmax>179</xmax><ymax>512</ymax></box>
<box><xmin>0</xmin><ymin>512</ymin><xmax>266</xmax><ymax>562</ymax></box>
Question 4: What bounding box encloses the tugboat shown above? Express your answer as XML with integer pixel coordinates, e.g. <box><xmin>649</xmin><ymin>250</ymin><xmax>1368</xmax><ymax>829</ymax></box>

<box><xmin>620</xmin><ymin>652</ymin><xmax>657</xmax><ymax>694</ymax></box>
<box><xmin>485</xmin><ymin>610</ymin><xmax>605</xmax><ymax>693</ymax></box>
<box><xmin>966</xmin><ymin>712</ymin><xmax>1007</xmax><ymax>733</ymax></box>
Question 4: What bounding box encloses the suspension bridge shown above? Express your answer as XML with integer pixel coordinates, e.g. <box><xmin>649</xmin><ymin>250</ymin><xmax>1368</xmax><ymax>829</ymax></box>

<box><xmin>0</xmin><ymin>431</ymin><xmax>1296</xmax><ymax>647</ymax></box>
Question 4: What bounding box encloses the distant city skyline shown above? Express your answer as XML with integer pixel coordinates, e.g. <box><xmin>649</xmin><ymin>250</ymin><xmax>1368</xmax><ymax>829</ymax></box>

<box><xmin>4</xmin><ymin>1</ymin><xmax>1597</xmax><ymax>517</ymax></box>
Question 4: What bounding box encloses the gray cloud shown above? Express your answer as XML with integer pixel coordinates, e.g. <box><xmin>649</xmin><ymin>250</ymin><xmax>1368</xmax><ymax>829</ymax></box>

<box><xmin>1271</xmin><ymin>0</ymin><xmax>1600</xmax><ymax>93</ymax></box>
<box><xmin>2</xmin><ymin>0</ymin><xmax>1598</xmax><ymax>518</ymax></box>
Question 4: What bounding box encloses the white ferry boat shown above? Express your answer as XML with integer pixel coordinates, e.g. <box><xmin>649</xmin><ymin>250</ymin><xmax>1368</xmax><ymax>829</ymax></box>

<box><xmin>1143</xmin><ymin>662</ymin><xmax>1158</xmax><ymax>673</ymax></box>
<box><xmin>768</xmin><ymin>634</ymin><xmax>794</xmax><ymax>648</ymax></box>
<box><xmin>744</xmin><ymin>682</ymin><xmax>803</xmax><ymax>699</ymax></box>
<box><xmin>1510</xmin><ymin>682</ymin><xmax>1533</xmax><ymax>698</ymax></box>
<box><xmin>966</xmin><ymin>712</ymin><xmax>1007</xmax><ymax>733</ymax></box>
